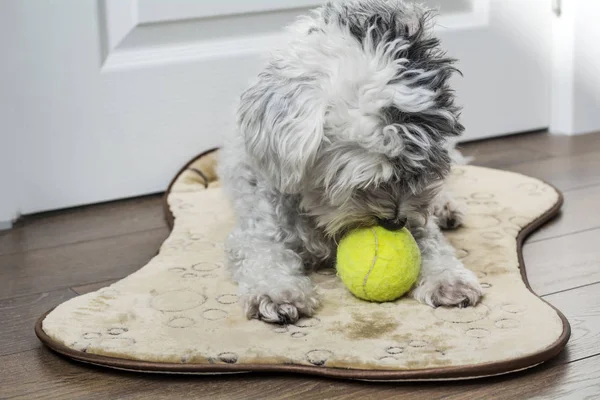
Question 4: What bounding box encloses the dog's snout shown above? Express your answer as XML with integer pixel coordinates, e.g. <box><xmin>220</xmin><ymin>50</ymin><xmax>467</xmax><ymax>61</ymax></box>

<box><xmin>378</xmin><ymin>216</ymin><xmax>408</xmax><ymax>231</ymax></box>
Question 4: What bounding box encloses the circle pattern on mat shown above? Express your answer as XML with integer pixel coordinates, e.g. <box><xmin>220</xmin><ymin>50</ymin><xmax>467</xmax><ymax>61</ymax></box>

<box><xmin>465</xmin><ymin>328</ymin><xmax>491</xmax><ymax>338</ymax></box>
<box><xmin>191</xmin><ymin>262</ymin><xmax>221</xmax><ymax>272</ymax></box>
<box><xmin>502</xmin><ymin>304</ymin><xmax>527</xmax><ymax>314</ymax></box>
<box><xmin>294</xmin><ymin>317</ymin><xmax>321</xmax><ymax>328</ymax></box>
<box><xmin>107</xmin><ymin>327</ymin><xmax>128</xmax><ymax>335</ymax></box>
<box><xmin>83</xmin><ymin>332</ymin><xmax>101</xmax><ymax>340</ymax></box>
<box><xmin>218</xmin><ymin>352</ymin><xmax>239</xmax><ymax>364</ymax></box>
<box><xmin>386</xmin><ymin>346</ymin><xmax>404</xmax><ymax>354</ymax></box>
<box><xmin>481</xmin><ymin>231</ymin><xmax>504</xmax><ymax>240</ymax></box>
<box><xmin>202</xmin><ymin>308</ymin><xmax>228</xmax><ymax>321</ymax></box>
<box><xmin>306</xmin><ymin>349</ymin><xmax>333</xmax><ymax>366</ymax></box>
<box><xmin>463</xmin><ymin>215</ymin><xmax>502</xmax><ymax>229</ymax></box>
<box><xmin>216</xmin><ymin>294</ymin><xmax>239</xmax><ymax>305</ymax></box>
<box><xmin>273</xmin><ymin>326</ymin><xmax>289</xmax><ymax>333</ymax></box>
<box><xmin>167</xmin><ymin>317</ymin><xmax>196</xmax><ymax>328</ymax></box>
<box><xmin>434</xmin><ymin>304</ymin><xmax>490</xmax><ymax>323</ymax></box>
<box><xmin>495</xmin><ymin>318</ymin><xmax>520</xmax><ymax>329</ymax></box>
<box><xmin>150</xmin><ymin>290</ymin><xmax>207</xmax><ymax>312</ymax></box>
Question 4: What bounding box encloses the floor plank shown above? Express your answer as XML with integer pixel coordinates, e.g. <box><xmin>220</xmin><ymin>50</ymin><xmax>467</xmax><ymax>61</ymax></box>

<box><xmin>0</xmin><ymin>228</ymin><xmax>168</xmax><ymax>300</ymax></box>
<box><xmin>0</xmin><ymin>195</ymin><xmax>166</xmax><ymax>256</ymax></box>
<box><xmin>463</xmin><ymin>146</ymin><xmax>552</xmax><ymax>169</ymax></box>
<box><xmin>527</xmin><ymin>183</ymin><xmax>600</xmax><ymax>242</ymax></box>
<box><xmin>459</xmin><ymin>130</ymin><xmax>549</xmax><ymax>156</ymax></box>
<box><xmin>0</xmin><ymin>348</ymin><xmax>160</xmax><ymax>400</ymax></box>
<box><xmin>0</xmin><ymin>289</ymin><xmax>76</xmax><ymax>356</ymax></box>
<box><xmin>523</xmin><ymin>228</ymin><xmax>600</xmax><ymax>296</ymax></box>
<box><xmin>515</xmin><ymin>130</ymin><xmax>600</xmax><ymax>157</ymax></box>
<box><xmin>506</xmin><ymin>150</ymin><xmax>600</xmax><ymax>191</ymax></box>
<box><xmin>544</xmin><ymin>282</ymin><xmax>600</xmax><ymax>363</ymax></box>
<box><xmin>459</xmin><ymin>131</ymin><xmax>554</xmax><ymax>169</ymax></box>
<box><xmin>444</xmin><ymin>354</ymin><xmax>600</xmax><ymax>400</ymax></box>
<box><xmin>460</xmin><ymin>130</ymin><xmax>600</xmax><ymax>159</ymax></box>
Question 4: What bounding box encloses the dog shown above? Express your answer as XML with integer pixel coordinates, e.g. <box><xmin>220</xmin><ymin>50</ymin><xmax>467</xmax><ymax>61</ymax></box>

<box><xmin>219</xmin><ymin>0</ymin><xmax>482</xmax><ymax>324</ymax></box>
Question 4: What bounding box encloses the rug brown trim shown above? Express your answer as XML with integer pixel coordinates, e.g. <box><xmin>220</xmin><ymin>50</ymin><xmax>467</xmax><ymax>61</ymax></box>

<box><xmin>162</xmin><ymin>147</ymin><xmax>219</xmax><ymax>229</ymax></box>
<box><xmin>36</xmin><ymin>151</ymin><xmax>571</xmax><ymax>381</ymax></box>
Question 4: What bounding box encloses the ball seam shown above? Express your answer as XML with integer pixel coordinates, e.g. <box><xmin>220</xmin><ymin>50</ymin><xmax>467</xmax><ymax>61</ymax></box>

<box><xmin>362</xmin><ymin>228</ymin><xmax>379</xmax><ymax>299</ymax></box>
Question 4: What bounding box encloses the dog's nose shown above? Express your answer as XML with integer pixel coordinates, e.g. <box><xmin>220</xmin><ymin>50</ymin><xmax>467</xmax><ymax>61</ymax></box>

<box><xmin>378</xmin><ymin>216</ymin><xmax>408</xmax><ymax>231</ymax></box>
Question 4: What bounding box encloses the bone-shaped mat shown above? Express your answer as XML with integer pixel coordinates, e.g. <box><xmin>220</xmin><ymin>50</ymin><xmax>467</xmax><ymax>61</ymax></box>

<box><xmin>37</xmin><ymin>151</ymin><xmax>569</xmax><ymax>381</ymax></box>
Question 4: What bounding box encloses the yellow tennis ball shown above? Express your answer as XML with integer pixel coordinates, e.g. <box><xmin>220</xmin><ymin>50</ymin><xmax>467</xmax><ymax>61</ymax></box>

<box><xmin>336</xmin><ymin>226</ymin><xmax>421</xmax><ymax>302</ymax></box>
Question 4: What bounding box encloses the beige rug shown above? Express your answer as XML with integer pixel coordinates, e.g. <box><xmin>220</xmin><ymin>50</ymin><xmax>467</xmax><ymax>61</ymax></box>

<box><xmin>36</xmin><ymin>150</ymin><xmax>570</xmax><ymax>381</ymax></box>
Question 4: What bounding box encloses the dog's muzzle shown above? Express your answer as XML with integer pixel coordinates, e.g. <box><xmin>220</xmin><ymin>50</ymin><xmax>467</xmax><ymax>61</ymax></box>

<box><xmin>378</xmin><ymin>216</ymin><xmax>408</xmax><ymax>231</ymax></box>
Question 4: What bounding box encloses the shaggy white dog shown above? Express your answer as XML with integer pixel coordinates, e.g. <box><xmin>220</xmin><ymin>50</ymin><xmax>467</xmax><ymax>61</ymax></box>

<box><xmin>219</xmin><ymin>0</ymin><xmax>482</xmax><ymax>323</ymax></box>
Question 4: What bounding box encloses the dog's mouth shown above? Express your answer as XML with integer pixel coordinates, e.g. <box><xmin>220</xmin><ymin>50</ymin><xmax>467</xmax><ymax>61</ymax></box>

<box><xmin>377</xmin><ymin>216</ymin><xmax>408</xmax><ymax>231</ymax></box>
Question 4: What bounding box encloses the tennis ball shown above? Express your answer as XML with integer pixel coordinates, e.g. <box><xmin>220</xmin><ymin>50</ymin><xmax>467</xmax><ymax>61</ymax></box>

<box><xmin>336</xmin><ymin>226</ymin><xmax>421</xmax><ymax>302</ymax></box>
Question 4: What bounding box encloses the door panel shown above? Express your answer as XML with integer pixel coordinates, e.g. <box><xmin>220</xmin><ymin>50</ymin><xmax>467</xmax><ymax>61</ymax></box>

<box><xmin>11</xmin><ymin>0</ymin><xmax>320</xmax><ymax>215</ymax></box>
<box><xmin>428</xmin><ymin>0</ymin><xmax>551</xmax><ymax>141</ymax></box>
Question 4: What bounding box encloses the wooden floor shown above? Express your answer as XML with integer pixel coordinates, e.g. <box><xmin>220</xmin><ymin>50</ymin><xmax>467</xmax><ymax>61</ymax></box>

<box><xmin>2</xmin><ymin>131</ymin><xmax>600</xmax><ymax>399</ymax></box>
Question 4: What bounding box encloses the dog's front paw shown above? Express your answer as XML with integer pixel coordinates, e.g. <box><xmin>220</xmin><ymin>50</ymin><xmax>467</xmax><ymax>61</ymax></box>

<box><xmin>434</xmin><ymin>199</ymin><xmax>465</xmax><ymax>230</ymax></box>
<box><xmin>244</xmin><ymin>290</ymin><xmax>319</xmax><ymax>324</ymax></box>
<box><xmin>412</xmin><ymin>268</ymin><xmax>482</xmax><ymax>308</ymax></box>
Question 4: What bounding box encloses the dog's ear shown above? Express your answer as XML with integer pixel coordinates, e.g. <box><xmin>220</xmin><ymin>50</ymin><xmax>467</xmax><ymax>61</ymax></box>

<box><xmin>237</xmin><ymin>74</ymin><xmax>325</xmax><ymax>193</ymax></box>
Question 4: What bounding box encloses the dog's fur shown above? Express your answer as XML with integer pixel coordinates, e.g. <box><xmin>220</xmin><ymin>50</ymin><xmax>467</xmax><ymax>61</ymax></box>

<box><xmin>219</xmin><ymin>0</ymin><xmax>482</xmax><ymax>323</ymax></box>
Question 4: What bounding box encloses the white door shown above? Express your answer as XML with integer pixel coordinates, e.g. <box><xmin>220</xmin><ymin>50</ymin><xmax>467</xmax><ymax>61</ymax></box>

<box><xmin>433</xmin><ymin>0</ymin><xmax>552</xmax><ymax>141</ymax></box>
<box><xmin>1</xmin><ymin>0</ymin><xmax>552</xmax><ymax>222</ymax></box>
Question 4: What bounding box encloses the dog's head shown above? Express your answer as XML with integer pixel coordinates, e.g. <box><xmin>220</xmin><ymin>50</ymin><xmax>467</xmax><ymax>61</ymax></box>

<box><xmin>238</xmin><ymin>1</ymin><xmax>463</xmax><ymax>236</ymax></box>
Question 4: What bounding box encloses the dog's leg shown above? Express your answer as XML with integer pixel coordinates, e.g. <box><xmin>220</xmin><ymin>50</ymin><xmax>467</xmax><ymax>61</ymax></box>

<box><xmin>410</xmin><ymin>219</ymin><xmax>482</xmax><ymax>307</ymax></box>
<box><xmin>225</xmin><ymin>225</ymin><xmax>319</xmax><ymax>324</ymax></box>
<box><xmin>432</xmin><ymin>185</ymin><xmax>465</xmax><ymax>230</ymax></box>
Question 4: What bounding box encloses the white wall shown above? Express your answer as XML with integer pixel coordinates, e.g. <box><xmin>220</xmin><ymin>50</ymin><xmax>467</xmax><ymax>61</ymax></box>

<box><xmin>551</xmin><ymin>0</ymin><xmax>600</xmax><ymax>135</ymax></box>
<box><xmin>0</xmin><ymin>2</ymin><xmax>21</xmax><ymax>228</ymax></box>
<box><xmin>0</xmin><ymin>153</ymin><xmax>17</xmax><ymax>229</ymax></box>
